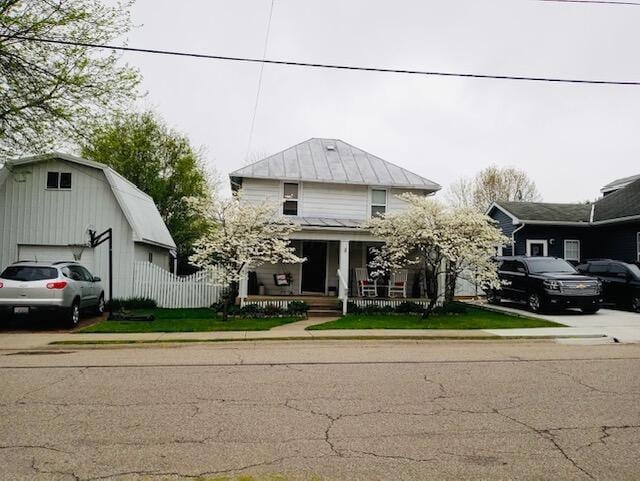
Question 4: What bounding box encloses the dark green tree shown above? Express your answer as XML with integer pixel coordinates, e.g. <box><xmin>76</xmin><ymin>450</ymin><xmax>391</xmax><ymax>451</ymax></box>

<box><xmin>80</xmin><ymin>111</ymin><xmax>213</xmax><ymax>273</ymax></box>
<box><xmin>0</xmin><ymin>0</ymin><xmax>140</xmax><ymax>157</ymax></box>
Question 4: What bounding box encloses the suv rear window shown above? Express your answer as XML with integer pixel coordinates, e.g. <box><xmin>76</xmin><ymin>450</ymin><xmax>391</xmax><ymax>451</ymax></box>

<box><xmin>0</xmin><ymin>266</ymin><xmax>58</xmax><ymax>281</ymax></box>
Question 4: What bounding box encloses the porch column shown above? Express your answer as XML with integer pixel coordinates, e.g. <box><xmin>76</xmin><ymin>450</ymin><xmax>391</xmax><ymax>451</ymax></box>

<box><xmin>238</xmin><ymin>267</ymin><xmax>249</xmax><ymax>306</ymax></box>
<box><xmin>338</xmin><ymin>239</ymin><xmax>350</xmax><ymax>300</ymax></box>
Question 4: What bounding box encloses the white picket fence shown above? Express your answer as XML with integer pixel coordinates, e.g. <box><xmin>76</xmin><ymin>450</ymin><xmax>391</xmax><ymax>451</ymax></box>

<box><xmin>132</xmin><ymin>262</ymin><xmax>222</xmax><ymax>308</ymax></box>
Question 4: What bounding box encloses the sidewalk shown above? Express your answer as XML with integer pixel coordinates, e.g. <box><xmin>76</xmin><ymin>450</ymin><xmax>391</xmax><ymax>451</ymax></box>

<box><xmin>0</xmin><ymin>315</ymin><xmax>609</xmax><ymax>350</ymax></box>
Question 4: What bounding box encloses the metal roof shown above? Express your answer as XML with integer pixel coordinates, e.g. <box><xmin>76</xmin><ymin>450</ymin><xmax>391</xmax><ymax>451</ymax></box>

<box><xmin>290</xmin><ymin>216</ymin><xmax>363</xmax><ymax>229</ymax></box>
<box><xmin>6</xmin><ymin>153</ymin><xmax>176</xmax><ymax>250</ymax></box>
<box><xmin>230</xmin><ymin>138</ymin><xmax>441</xmax><ymax>191</ymax></box>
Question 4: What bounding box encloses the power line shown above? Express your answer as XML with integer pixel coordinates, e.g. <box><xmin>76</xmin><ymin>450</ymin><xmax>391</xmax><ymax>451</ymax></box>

<box><xmin>6</xmin><ymin>34</ymin><xmax>640</xmax><ymax>86</ymax></box>
<box><xmin>245</xmin><ymin>0</ymin><xmax>275</xmax><ymax>161</ymax></box>
<box><xmin>538</xmin><ymin>0</ymin><xmax>640</xmax><ymax>5</ymax></box>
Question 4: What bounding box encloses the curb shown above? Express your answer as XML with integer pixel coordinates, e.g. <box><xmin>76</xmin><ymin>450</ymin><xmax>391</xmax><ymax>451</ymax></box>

<box><xmin>48</xmin><ymin>333</ymin><xmax>608</xmax><ymax>346</ymax></box>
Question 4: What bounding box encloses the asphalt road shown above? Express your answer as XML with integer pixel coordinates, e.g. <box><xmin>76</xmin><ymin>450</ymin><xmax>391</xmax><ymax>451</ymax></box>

<box><xmin>1</xmin><ymin>340</ymin><xmax>639</xmax><ymax>481</ymax></box>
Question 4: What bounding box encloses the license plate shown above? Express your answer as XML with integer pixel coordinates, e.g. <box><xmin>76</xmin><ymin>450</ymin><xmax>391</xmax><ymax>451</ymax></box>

<box><xmin>13</xmin><ymin>307</ymin><xmax>29</xmax><ymax>314</ymax></box>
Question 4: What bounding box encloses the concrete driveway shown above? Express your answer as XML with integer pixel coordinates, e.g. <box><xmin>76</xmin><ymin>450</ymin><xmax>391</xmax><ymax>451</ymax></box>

<box><xmin>485</xmin><ymin>303</ymin><xmax>640</xmax><ymax>342</ymax></box>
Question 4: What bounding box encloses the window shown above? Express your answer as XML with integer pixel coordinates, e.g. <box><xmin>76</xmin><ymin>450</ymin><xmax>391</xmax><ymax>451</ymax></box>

<box><xmin>370</xmin><ymin>189</ymin><xmax>387</xmax><ymax>217</ymax></box>
<box><xmin>66</xmin><ymin>265</ymin><xmax>92</xmax><ymax>281</ymax></box>
<box><xmin>1</xmin><ymin>266</ymin><xmax>57</xmax><ymax>281</ymax></box>
<box><xmin>514</xmin><ymin>261</ymin><xmax>527</xmax><ymax>274</ymax></box>
<box><xmin>148</xmin><ymin>252</ymin><xmax>153</xmax><ymax>263</ymax></box>
<box><xmin>60</xmin><ymin>172</ymin><xmax>72</xmax><ymax>189</ymax></box>
<box><xmin>46</xmin><ymin>172</ymin><xmax>59</xmax><ymax>189</ymax></box>
<box><xmin>526</xmin><ymin>258</ymin><xmax>576</xmax><ymax>274</ymax></box>
<box><xmin>283</xmin><ymin>182</ymin><xmax>298</xmax><ymax>216</ymax></box>
<box><xmin>564</xmin><ymin>240</ymin><xmax>580</xmax><ymax>262</ymax></box>
<box><xmin>46</xmin><ymin>171</ymin><xmax>71</xmax><ymax>190</ymax></box>
<box><xmin>608</xmin><ymin>264</ymin><xmax>628</xmax><ymax>277</ymax></box>
<box><xmin>589</xmin><ymin>262</ymin><xmax>609</xmax><ymax>274</ymax></box>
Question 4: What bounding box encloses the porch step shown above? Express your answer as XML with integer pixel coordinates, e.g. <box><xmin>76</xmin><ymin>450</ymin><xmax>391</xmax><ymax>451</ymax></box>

<box><xmin>308</xmin><ymin>309</ymin><xmax>342</xmax><ymax>318</ymax></box>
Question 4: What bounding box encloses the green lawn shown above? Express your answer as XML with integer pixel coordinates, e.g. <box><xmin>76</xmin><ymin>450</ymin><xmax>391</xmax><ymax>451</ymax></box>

<box><xmin>307</xmin><ymin>306</ymin><xmax>564</xmax><ymax>330</ymax></box>
<box><xmin>79</xmin><ymin>308</ymin><xmax>302</xmax><ymax>333</ymax></box>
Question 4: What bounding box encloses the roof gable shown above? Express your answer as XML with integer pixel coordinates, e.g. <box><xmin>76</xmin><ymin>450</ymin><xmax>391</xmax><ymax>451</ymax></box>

<box><xmin>2</xmin><ymin>153</ymin><xmax>176</xmax><ymax>249</ymax></box>
<box><xmin>230</xmin><ymin>138</ymin><xmax>441</xmax><ymax>191</ymax></box>
<box><xmin>600</xmin><ymin>173</ymin><xmax>640</xmax><ymax>194</ymax></box>
<box><xmin>593</xmin><ymin>176</ymin><xmax>640</xmax><ymax>222</ymax></box>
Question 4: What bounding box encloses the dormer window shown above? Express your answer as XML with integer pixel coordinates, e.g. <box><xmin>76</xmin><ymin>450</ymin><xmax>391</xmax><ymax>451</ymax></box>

<box><xmin>46</xmin><ymin>171</ymin><xmax>72</xmax><ymax>190</ymax></box>
<box><xmin>283</xmin><ymin>182</ymin><xmax>299</xmax><ymax>216</ymax></box>
<box><xmin>371</xmin><ymin>188</ymin><xmax>387</xmax><ymax>217</ymax></box>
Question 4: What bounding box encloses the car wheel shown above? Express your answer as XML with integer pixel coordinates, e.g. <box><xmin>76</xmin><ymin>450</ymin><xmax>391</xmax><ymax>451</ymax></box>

<box><xmin>486</xmin><ymin>290</ymin><xmax>500</xmax><ymax>305</ymax></box>
<box><xmin>581</xmin><ymin>306</ymin><xmax>600</xmax><ymax>314</ymax></box>
<box><xmin>528</xmin><ymin>292</ymin><xmax>545</xmax><ymax>314</ymax></box>
<box><xmin>66</xmin><ymin>300</ymin><xmax>80</xmax><ymax>328</ymax></box>
<box><xmin>631</xmin><ymin>296</ymin><xmax>640</xmax><ymax>313</ymax></box>
<box><xmin>94</xmin><ymin>294</ymin><xmax>105</xmax><ymax>316</ymax></box>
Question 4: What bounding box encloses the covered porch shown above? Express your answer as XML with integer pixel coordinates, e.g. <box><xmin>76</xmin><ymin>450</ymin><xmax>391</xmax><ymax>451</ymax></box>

<box><xmin>239</xmin><ymin>229</ymin><xmax>444</xmax><ymax>313</ymax></box>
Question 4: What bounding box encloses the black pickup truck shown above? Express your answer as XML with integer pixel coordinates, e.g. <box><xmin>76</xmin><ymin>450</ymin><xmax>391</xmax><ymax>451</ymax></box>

<box><xmin>487</xmin><ymin>256</ymin><xmax>602</xmax><ymax>314</ymax></box>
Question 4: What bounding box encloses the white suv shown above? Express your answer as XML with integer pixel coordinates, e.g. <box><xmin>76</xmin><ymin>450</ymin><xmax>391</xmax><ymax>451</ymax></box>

<box><xmin>0</xmin><ymin>261</ymin><xmax>105</xmax><ymax>326</ymax></box>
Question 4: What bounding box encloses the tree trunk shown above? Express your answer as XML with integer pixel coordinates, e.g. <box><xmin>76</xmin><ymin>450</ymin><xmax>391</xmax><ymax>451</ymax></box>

<box><xmin>445</xmin><ymin>260</ymin><xmax>458</xmax><ymax>303</ymax></box>
<box><xmin>421</xmin><ymin>262</ymin><xmax>440</xmax><ymax>319</ymax></box>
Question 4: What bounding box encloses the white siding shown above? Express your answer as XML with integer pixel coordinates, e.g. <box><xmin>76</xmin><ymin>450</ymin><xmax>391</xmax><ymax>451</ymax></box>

<box><xmin>134</xmin><ymin>243</ymin><xmax>171</xmax><ymax>271</ymax></box>
<box><xmin>239</xmin><ymin>178</ymin><xmax>280</xmax><ymax>204</ymax></box>
<box><xmin>239</xmin><ymin>179</ymin><xmax>431</xmax><ymax>220</ymax></box>
<box><xmin>252</xmin><ymin>240</ymin><xmax>302</xmax><ymax>295</ymax></box>
<box><xmin>301</xmin><ymin>183</ymin><xmax>368</xmax><ymax>219</ymax></box>
<box><xmin>387</xmin><ymin>188</ymin><xmax>430</xmax><ymax>214</ymax></box>
<box><xmin>0</xmin><ymin>159</ymin><xmax>158</xmax><ymax>299</ymax></box>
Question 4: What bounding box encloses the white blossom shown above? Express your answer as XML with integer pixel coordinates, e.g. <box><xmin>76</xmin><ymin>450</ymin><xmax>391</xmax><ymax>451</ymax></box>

<box><xmin>366</xmin><ymin>193</ymin><xmax>508</xmax><ymax>313</ymax></box>
<box><xmin>189</xmin><ymin>194</ymin><xmax>304</xmax><ymax>287</ymax></box>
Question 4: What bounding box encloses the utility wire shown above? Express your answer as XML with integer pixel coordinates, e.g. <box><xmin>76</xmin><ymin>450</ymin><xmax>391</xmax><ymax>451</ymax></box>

<box><xmin>538</xmin><ymin>0</ymin><xmax>640</xmax><ymax>5</ymax></box>
<box><xmin>245</xmin><ymin>0</ymin><xmax>275</xmax><ymax>162</ymax></box>
<box><xmin>5</xmin><ymin>34</ymin><xmax>640</xmax><ymax>86</ymax></box>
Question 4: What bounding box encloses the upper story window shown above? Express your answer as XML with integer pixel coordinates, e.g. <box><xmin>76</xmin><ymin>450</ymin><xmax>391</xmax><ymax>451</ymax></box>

<box><xmin>283</xmin><ymin>182</ymin><xmax>299</xmax><ymax>216</ymax></box>
<box><xmin>46</xmin><ymin>171</ymin><xmax>72</xmax><ymax>190</ymax></box>
<box><xmin>370</xmin><ymin>189</ymin><xmax>387</xmax><ymax>217</ymax></box>
<box><xmin>564</xmin><ymin>240</ymin><xmax>580</xmax><ymax>262</ymax></box>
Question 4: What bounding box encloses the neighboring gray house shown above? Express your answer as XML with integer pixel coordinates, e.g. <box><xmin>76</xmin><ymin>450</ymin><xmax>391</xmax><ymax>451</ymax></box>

<box><xmin>230</xmin><ymin>138</ymin><xmax>441</xmax><ymax>302</ymax></box>
<box><xmin>0</xmin><ymin>153</ymin><xmax>176</xmax><ymax>298</ymax></box>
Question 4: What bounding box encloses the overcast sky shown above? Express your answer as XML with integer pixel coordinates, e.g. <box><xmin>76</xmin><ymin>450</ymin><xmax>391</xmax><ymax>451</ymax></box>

<box><xmin>116</xmin><ymin>0</ymin><xmax>640</xmax><ymax>202</ymax></box>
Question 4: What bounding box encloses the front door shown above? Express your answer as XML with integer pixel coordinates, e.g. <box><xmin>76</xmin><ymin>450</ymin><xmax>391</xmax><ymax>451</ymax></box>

<box><xmin>527</xmin><ymin>240</ymin><xmax>548</xmax><ymax>257</ymax></box>
<box><xmin>301</xmin><ymin>241</ymin><xmax>327</xmax><ymax>293</ymax></box>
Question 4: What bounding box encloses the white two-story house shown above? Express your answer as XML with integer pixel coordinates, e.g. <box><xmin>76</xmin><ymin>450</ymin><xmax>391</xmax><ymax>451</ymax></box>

<box><xmin>230</xmin><ymin>138</ymin><xmax>441</xmax><ymax>307</ymax></box>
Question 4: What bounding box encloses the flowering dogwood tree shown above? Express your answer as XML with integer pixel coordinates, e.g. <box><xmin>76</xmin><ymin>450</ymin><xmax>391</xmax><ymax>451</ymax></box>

<box><xmin>366</xmin><ymin>194</ymin><xmax>508</xmax><ymax>317</ymax></box>
<box><xmin>189</xmin><ymin>194</ymin><xmax>303</xmax><ymax>319</ymax></box>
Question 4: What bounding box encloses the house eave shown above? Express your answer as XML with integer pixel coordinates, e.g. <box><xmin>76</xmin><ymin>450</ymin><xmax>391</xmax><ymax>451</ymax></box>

<box><xmin>229</xmin><ymin>173</ymin><xmax>440</xmax><ymax>192</ymax></box>
<box><xmin>517</xmin><ymin>220</ymin><xmax>592</xmax><ymax>227</ymax></box>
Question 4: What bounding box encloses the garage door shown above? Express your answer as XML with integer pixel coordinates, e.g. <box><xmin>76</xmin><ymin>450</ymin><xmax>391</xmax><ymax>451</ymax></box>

<box><xmin>17</xmin><ymin>245</ymin><xmax>95</xmax><ymax>273</ymax></box>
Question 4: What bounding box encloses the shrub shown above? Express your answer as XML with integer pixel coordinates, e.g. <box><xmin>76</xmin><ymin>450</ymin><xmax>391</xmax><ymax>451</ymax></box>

<box><xmin>239</xmin><ymin>303</ymin><xmax>264</xmax><ymax>317</ymax></box>
<box><xmin>210</xmin><ymin>301</ymin><xmax>225</xmax><ymax>313</ymax></box>
<box><xmin>107</xmin><ymin>297</ymin><xmax>157</xmax><ymax>310</ymax></box>
<box><xmin>287</xmin><ymin>300</ymin><xmax>309</xmax><ymax>315</ymax></box>
<box><xmin>394</xmin><ymin>301</ymin><xmax>425</xmax><ymax>314</ymax></box>
<box><xmin>433</xmin><ymin>302</ymin><xmax>468</xmax><ymax>315</ymax></box>
<box><xmin>263</xmin><ymin>304</ymin><xmax>284</xmax><ymax>316</ymax></box>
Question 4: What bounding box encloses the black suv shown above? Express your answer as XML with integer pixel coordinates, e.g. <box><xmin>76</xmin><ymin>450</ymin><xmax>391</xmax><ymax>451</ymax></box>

<box><xmin>487</xmin><ymin>256</ymin><xmax>602</xmax><ymax>314</ymax></box>
<box><xmin>576</xmin><ymin>259</ymin><xmax>640</xmax><ymax>312</ymax></box>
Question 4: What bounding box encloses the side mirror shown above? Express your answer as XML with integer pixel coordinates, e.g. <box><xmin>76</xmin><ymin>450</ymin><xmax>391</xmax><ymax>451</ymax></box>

<box><xmin>92</xmin><ymin>276</ymin><xmax>101</xmax><ymax>282</ymax></box>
